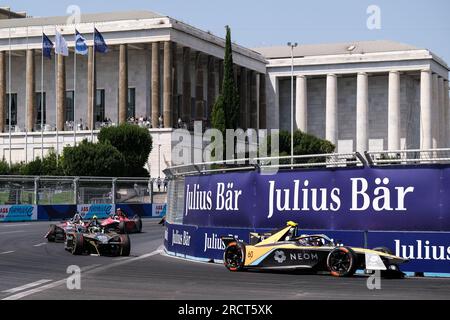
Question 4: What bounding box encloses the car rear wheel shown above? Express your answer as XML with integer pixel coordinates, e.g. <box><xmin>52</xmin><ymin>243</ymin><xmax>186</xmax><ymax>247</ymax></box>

<box><xmin>120</xmin><ymin>234</ymin><xmax>131</xmax><ymax>256</ymax></box>
<box><xmin>118</xmin><ymin>221</ymin><xmax>127</xmax><ymax>234</ymax></box>
<box><xmin>223</xmin><ymin>242</ymin><xmax>245</xmax><ymax>272</ymax></box>
<box><xmin>133</xmin><ymin>215</ymin><xmax>142</xmax><ymax>233</ymax></box>
<box><xmin>327</xmin><ymin>246</ymin><xmax>357</xmax><ymax>277</ymax></box>
<box><xmin>72</xmin><ymin>234</ymin><xmax>84</xmax><ymax>255</ymax></box>
<box><xmin>46</xmin><ymin>225</ymin><xmax>56</xmax><ymax>242</ymax></box>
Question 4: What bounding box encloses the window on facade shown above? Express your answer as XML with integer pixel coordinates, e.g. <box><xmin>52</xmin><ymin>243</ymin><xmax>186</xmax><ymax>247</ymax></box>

<box><xmin>35</xmin><ymin>92</ymin><xmax>46</xmax><ymax>126</ymax></box>
<box><xmin>95</xmin><ymin>89</ymin><xmax>105</xmax><ymax>122</ymax></box>
<box><xmin>5</xmin><ymin>93</ymin><xmax>17</xmax><ymax>126</ymax></box>
<box><xmin>127</xmin><ymin>88</ymin><xmax>136</xmax><ymax>120</ymax></box>
<box><xmin>65</xmin><ymin>90</ymin><xmax>74</xmax><ymax>122</ymax></box>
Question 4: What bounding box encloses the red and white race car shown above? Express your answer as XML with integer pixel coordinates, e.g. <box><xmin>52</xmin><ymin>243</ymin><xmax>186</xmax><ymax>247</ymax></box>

<box><xmin>45</xmin><ymin>215</ymin><xmax>88</xmax><ymax>242</ymax></box>
<box><xmin>101</xmin><ymin>209</ymin><xmax>142</xmax><ymax>234</ymax></box>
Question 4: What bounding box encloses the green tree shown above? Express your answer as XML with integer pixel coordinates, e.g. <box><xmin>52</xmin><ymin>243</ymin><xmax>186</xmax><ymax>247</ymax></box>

<box><xmin>62</xmin><ymin>140</ymin><xmax>126</xmax><ymax>177</ymax></box>
<box><xmin>267</xmin><ymin>130</ymin><xmax>335</xmax><ymax>164</ymax></box>
<box><xmin>21</xmin><ymin>149</ymin><xmax>63</xmax><ymax>176</ymax></box>
<box><xmin>0</xmin><ymin>159</ymin><xmax>9</xmax><ymax>175</ymax></box>
<box><xmin>212</xmin><ymin>25</ymin><xmax>240</xmax><ymax>133</ymax></box>
<box><xmin>97</xmin><ymin>123</ymin><xmax>152</xmax><ymax>177</ymax></box>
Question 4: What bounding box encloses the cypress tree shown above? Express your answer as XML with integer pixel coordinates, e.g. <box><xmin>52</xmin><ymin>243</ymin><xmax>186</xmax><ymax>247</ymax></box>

<box><xmin>211</xmin><ymin>25</ymin><xmax>240</xmax><ymax>133</ymax></box>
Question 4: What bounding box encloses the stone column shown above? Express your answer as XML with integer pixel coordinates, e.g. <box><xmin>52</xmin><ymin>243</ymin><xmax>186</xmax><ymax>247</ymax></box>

<box><xmin>420</xmin><ymin>70</ymin><xmax>432</xmax><ymax>150</ymax></box>
<box><xmin>326</xmin><ymin>74</ymin><xmax>338</xmax><ymax>145</ymax></box>
<box><xmin>118</xmin><ymin>44</ymin><xmax>128</xmax><ymax>124</ymax></box>
<box><xmin>239</xmin><ymin>67</ymin><xmax>248</xmax><ymax>128</ymax></box>
<box><xmin>26</xmin><ymin>50</ymin><xmax>35</xmax><ymax>132</ymax></box>
<box><xmin>445</xmin><ymin>80</ymin><xmax>450</xmax><ymax>147</ymax></box>
<box><xmin>259</xmin><ymin>74</ymin><xmax>267</xmax><ymax>129</ymax></box>
<box><xmin>432</xmin><ymin>73</ymin><xmax>439</xmax><ymax>149</ymax></box>
<box><xmin>163</xmin><ymin>41</ymin><xmax>172</xmax><ymax>128</ymax></box>
<box><xmin>87</xmin><ymin>46</ymin><xmax>95</xmax><ymax>130</ymax></box>
<box><xmin>356</xmin><ymin>72</ymin><xmax>369</xmax><ymax>153</ymax></box>
<box><xmin>56</xmin><ymin>53</ymin><xmax>66</xmax><ymax>131</ymax></box>
<box><xmin>0</xmin><ymin>51</ymin><xmax>5</xmax><ymax>133</ymax></box>
<box><xmin>207</xmin><ymin>56</ymin><xmax>215</xmax><ymax>121</ymax></box>
<box><xmin>388</xmin><ymin>71</ymin><xmax>400</xmax><ymax>150</ymax></box>
<box><xmin>438</xmin><ymin>77</ymin><xmax>445</xmax><ymax>148</ymax></box>
<box><xmin>182</xmin><ymin>47</ymin><xmax>191</xmax><ymax>123</ymax></box>
<box><xmin>295</xmin><ymin>75</ymin><xmax>307</xmax><ymax>132</ymax></box>
<box><xmin>151</xmin><ymin>42</ymin><xmax>160</xmax><ymax>128</ymax></box>
<box><xmin>250</xmin><ymin>71</ymin><xmax>258</xmax><ymax>129</ymax></box>
<box><xmin>195</xmin><ymin>54</ymin><xmax>205</xmax><ymax>120</ymax></box>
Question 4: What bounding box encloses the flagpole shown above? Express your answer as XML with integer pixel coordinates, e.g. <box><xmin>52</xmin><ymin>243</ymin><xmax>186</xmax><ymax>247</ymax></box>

<box><xmin>73</xmin><ymin>28</ymin><xmax>77</xmax><ymax>147</ymax></box>
<box><xmin>91</xmin><ymin>24</ymin><xmax>95</xmax><ymax>143</ymax></box>
<box><xmin>54</xmin><ymin>26</ymin><xmax>59</xmax><ymax>163</ymax></box>
<box><xmin>8</xmin><ymin>27</ymin><xmax>11</xmax><ymax>167</ymax></box>
<box><xmin>41</xmin><ymin>28</ymin><xmax>44</xmax><ymax>160</ymax></box>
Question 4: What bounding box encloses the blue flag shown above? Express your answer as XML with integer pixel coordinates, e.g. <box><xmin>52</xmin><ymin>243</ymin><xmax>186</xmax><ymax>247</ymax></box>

<box><xmin>75</xmin><ymin>29</ymin><xmax>88</xmax><ymax>55</ymax></box>
<box><xmin>94</xmin><ymin>28</ymin><xmax>108</xmax><ymax>53</ymax></box>
<box><xmin>42</xmin><ymin>33</ymin><xmax>54</xmax><ymax>59</ymax></box>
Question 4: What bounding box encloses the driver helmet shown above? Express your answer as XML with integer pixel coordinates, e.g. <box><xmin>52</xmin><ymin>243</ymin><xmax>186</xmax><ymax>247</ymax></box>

<box><xmin>73</xmin><ymin>213</ymin><xmax>81</xmax><ymax>223</ymax></box>
<box><xmin>116</xmin><ymin>208</ymin><xmax>125</xmax><ymax>218</ymax></box>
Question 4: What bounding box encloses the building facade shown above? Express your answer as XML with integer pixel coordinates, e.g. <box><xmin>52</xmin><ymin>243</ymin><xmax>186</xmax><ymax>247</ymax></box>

<box><xmin>0</xmin><ymin>11</ymin><xmax>267</xmax><ymax>177</ymax></box>
<box><xmin>256</xmin><ymin>41</ymin><xmax>450</xmax><ymax>153</ymax></box>
<box><xmin>0</xmin><ymin>10</ymin><xmax>449</xmax><ymax>177</ymax></box>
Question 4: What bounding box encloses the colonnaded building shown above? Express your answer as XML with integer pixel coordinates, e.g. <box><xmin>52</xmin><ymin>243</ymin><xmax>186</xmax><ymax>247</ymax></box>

<box><xmin>0</xmin><ymin>7</ymin><xmax>449</xmax><ymax>177</ymax></box>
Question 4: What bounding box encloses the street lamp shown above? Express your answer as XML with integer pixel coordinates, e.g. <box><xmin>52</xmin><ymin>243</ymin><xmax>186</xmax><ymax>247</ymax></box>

<box><xmin>287</xmin><ymin>42</ymin><xmax>298</xmax><ymax>166</ymax></box>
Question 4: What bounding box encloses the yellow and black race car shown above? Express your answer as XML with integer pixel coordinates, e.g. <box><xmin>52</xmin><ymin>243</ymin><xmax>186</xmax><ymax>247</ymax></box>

<box><xmin>221</xmin><ymin>222</ymin><xmax>408</xmax><ymax>278</ymax></box>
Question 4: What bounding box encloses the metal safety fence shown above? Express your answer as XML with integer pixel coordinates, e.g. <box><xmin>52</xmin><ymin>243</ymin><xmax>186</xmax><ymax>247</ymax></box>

<box><xmin>0</xmin><ymin>176</ymin><xmax>166</xmax><ymax>205</ymax></box>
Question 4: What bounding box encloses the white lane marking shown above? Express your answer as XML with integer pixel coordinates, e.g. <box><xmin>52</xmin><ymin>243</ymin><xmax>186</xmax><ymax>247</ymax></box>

<box><xmin>33</xmin><ymin>243</ymin><xmax>47</xmax><ymax>247</ymax></box>
<box><xmin>2</xmin><ymin>264</ymin><xmax>101</xmax><ymax>301</ymax></box>
<box><xmin>0</xmin><ymin>230</ymin><xmax>25</xmax><ymax>235</ymax></box>
<box><xmin>1</xmin><ymin>249</ymin><xmax>163</xmax><ymax>300</ymax></box>
<box><xmin>0</xmin><ymin>251</ymin><xmax>14</xmax><ymax>255</ymax></box>
<box><xmin>0</xmin><ymin>224</ymin><xmax>31</xmax><ymax>228</ymax></box>
<box><xmin>2</xmin><ymin>279</ymin><xmax>53</xmax><ymax>294</ymax></box>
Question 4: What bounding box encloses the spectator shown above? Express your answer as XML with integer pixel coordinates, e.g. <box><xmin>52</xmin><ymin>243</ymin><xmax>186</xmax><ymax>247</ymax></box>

<box><xmin>157</xmin><ymin>177</ymin><xmax>162</xmax><ymax>192</ymax></box>
<box><xmin>163</xmin><ymin>177</ymin><xmax>168</xmax><ymax>191</ymax></box>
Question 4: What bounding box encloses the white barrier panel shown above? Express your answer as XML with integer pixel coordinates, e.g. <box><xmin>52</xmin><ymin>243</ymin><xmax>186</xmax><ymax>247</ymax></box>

<box><xmin>0</xmin><ymin>205</ymin><xmax>37</xmax><ymax>222</ymax></box>
<box><xmin>77</xmin><ymin>204</ymin><xmax>115</xmax><ymax>219</ymax></box>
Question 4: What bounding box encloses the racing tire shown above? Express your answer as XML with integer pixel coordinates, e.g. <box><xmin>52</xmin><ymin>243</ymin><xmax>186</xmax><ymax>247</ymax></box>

<box><xmin>120</xmin><ymin>234</ymin><xmax>131</xmax><ymax>257</ymax></box>
<box><xmin>72</xmin><ymin>234</ymin><xmax>84</xmax><ymax>255</ymax></box>
<box><xmin>133</xmin><ymin>215</ymin><xmax>142</xmax><ymax>233</ymax></box>
<box><xmin>327</xmin><ymin>246</ymin><xmax>358</xmax><ymax>277</ymax></box>
<box><xmin>46</xmin><ymin>225</ymin><xmax>56</xmax><ymax>242</ymax></box>
<box><xmin>223</xmin><ymin>242</ymin><xmax>245</xmax><ymax>272</ymax></box>
<box><xmin>373</xmin><ymin>247</ymin><xmax>393</xmax><ymax>255</ymax></box>
<box><xmin>118</xmin><ymin>221</ymin><xmax>127</xmax><ymax>234</ymax></box>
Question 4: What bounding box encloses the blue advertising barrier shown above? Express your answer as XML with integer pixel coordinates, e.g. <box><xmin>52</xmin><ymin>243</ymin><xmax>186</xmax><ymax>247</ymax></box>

<box><xmin>166</xmin><ymin>165</ymin><xmax>450</xmax><ymax>273</ymax></box>
<box><xmin>165</xmin><ymin>222</ymin><xmax>450</xmax><ymax>273</ymax></box>
<box><xmin>367</xmin><ymin>231</ymin><xmax>450</xmax><ymax>273</ymax></box>
<box><xmin>78</xmin><ymin>204</ymin><xmax>115</xmax><ymax>219</ymax></box>
<box><xmin>36</xmin><ymin>203</ymin><xmax>156</xmax><ymax>221</ymax></box>
<box><xmin>37</xmin><ymin>205</ymin><xmax>77</xmax><ymax>221</ymax></box>
<box><xmin>0</xmin><ymin>205</ymin><xmax>37</xmax><ymax>222</ymax></box>
<box><xmin>165</xmin><ymin>222</ymin><xmax>366</xmax><ymax>262</ymax></box>
<box><xmin>183</xmin><ymin>166</ymin><xmax>450</xmax><ymax>231</ymax></box>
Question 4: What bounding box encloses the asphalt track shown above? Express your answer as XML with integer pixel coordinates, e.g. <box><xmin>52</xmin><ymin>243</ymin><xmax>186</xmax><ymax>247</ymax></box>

<box><xmin>0</xmin><ymin>220</ymin><xmax>449</xmax><ymax>300</ymax></box>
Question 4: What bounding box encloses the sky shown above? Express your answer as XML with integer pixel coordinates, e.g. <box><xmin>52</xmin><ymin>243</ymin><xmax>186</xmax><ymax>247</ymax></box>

<box><xmin>4</xmin><ymin>0</ymin><xmax>450</xmax><ymax>62</ymax></box>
